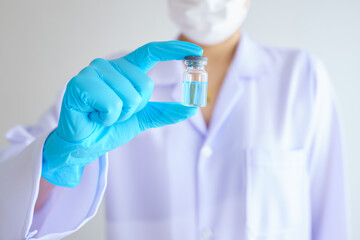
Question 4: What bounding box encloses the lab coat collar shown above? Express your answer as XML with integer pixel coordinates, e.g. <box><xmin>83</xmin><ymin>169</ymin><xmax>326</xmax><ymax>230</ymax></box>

<box><xmin>231</xmin><ymin>32</ymin><xmax>268</xmax><ymax>79</ymax></box>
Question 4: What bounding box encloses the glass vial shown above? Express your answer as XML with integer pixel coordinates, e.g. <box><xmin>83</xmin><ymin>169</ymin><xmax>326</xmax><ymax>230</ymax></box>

<box><xmin>182</xmin><ymin>56</ymin><xmax>208</xmax><ymax>107</ymax></box>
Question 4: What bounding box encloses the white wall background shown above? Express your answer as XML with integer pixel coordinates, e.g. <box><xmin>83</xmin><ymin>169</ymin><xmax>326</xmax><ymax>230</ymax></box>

<box><xmin>0</xmin><ymin>0</ymin><xmax>359</xmax><ymax>239</ymax></box>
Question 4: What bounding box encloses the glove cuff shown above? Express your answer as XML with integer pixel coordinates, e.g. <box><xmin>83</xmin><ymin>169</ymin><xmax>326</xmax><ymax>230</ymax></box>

<box><xmin>42</xmin><ymin>129</ymin><xmax>93</xmax><ymax>187</ymax></box>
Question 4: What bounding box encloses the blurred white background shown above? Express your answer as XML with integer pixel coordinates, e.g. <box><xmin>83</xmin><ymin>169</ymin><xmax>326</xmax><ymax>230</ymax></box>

<box><xmin>0</xmin><ymin>0</ymin><xmax>359</xmax><ymax>239</ymax></box>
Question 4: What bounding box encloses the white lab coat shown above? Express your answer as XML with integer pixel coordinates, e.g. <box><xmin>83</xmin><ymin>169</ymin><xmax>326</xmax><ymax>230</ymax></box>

<box><xmin>0</xmin><ymin>33</ymin><xmax>348</xmax><ymax>240</ymax></box>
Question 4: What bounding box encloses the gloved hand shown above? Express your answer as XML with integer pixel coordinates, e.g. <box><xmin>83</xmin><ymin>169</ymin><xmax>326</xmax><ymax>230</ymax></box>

<box><xmin>42</xmin><ymin>41</ymin><xmax>203</xmax><ymax>187</ymax></box>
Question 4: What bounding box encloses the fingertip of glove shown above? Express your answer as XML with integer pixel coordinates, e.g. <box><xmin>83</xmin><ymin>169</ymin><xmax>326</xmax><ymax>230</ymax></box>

<box><xmin>137</xmin><ymin>102</ymin><xmax>199</xmax><ymax>130</ymax></box>
<box><xmin>182</xmin><ymin>42</ymin><xmax>203</xmax><ymax>56</ymax></box>
<box><xmin>182</xmin><ymin>105</ymin><xmax>198</xmax><ymax>118</ymax></box>
<box><xmin>168</xmin><ymin>40</ymin><xmax>203</xmax><ymax>57</ymax></box>
<box><xmin>164</xmin><ymin>102</ymin><xmax>198</xmax><ymax>119</ymax></box>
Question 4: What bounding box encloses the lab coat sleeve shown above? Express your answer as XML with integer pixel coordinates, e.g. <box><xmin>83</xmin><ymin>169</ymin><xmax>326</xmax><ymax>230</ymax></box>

<box><xmin>307</xmin><ymin>58</ymin><xmax>349</xmax><ymax>239</ymax></box>
<box><xmin>0</xmin><ymin>89</ymin><xmax>108</xmax><ymax>240</ymax></box>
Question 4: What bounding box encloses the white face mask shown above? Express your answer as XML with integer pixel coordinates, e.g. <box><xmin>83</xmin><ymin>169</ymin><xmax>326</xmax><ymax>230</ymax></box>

<box><xmin>168</xmin><ymin>0</ymin><xmax>249</xmax><ymax>46</ymax></box>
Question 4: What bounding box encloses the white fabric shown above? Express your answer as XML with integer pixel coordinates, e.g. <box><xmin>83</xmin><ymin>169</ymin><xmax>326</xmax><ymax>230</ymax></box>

<box><xmin>168</xmin><ymin>0</ymin><xmax>249</xmax><ymax>45</ymax></box>
<box><xmin>0</xmin><ymin>33</ymin><xmax>348</xmax><ymax>240</ymax></box>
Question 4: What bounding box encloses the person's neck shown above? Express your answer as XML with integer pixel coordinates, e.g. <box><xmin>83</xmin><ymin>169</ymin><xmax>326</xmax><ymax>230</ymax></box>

<box><xmin>179</xmin><ymin>31</ymin><xmax>241</xmax><ymax>72</ymax></box>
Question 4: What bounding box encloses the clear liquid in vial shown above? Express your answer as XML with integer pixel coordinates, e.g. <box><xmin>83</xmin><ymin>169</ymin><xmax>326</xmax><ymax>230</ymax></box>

<box><xmin>182</xmin><ymin>81</ymin><xmax>208</xmax><ymax>107</ymax></box>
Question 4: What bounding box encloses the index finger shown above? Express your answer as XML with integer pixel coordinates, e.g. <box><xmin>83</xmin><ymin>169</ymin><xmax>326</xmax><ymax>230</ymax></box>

<box><xmin>114</xmin><ymin>41</ymin><xmax>203</xmax><ymax>72</ymax></box>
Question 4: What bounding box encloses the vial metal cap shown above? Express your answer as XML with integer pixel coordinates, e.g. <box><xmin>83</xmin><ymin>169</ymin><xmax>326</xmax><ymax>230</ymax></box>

<box><xmin>185</xmin><ymin>56</ymin><xmax>207</xmax><ymax>67</ymax></box>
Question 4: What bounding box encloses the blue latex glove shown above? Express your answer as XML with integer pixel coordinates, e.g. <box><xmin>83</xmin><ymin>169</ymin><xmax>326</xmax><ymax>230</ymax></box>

<box><xmin>42</xmin><ymin>41</ymin><xmax>203</xmax><ymax>187</ymax></box>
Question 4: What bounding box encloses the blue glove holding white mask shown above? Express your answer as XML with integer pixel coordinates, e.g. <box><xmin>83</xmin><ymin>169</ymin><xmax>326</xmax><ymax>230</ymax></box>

<box><xmin>42</xmin><ymin>41</ymin><xmax>203</xmax><ymax>187</ymax></box>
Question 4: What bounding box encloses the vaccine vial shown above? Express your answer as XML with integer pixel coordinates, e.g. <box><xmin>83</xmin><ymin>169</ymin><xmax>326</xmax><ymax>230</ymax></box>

<box><xmin>182</xmin><ymin>56</ymin><xmax>208</xmax><ymax>107</ymax></box>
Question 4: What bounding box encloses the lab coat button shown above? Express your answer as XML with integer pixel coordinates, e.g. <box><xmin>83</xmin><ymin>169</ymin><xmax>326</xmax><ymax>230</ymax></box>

<box><xmin>201</xmin><ymin>229</ymin><xmax>213</xmax><ymax>239</ymax></box>
<box><xmin>201</xmin><ymin>146</ymin><xmax>213</xmax><ymax>157</ymax></box>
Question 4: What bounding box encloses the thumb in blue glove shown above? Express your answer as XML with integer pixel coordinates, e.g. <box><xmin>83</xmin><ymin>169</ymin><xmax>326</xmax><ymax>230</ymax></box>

<box><xmin>42</xmin><ymin>41</ymin><xmax>203</xmax><ymax>187</ymax></box>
